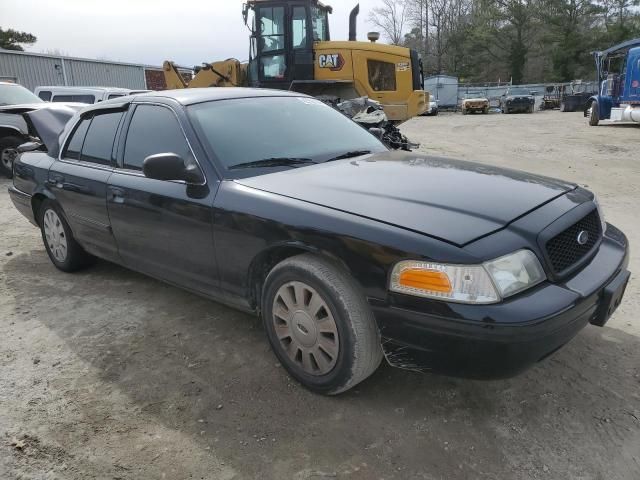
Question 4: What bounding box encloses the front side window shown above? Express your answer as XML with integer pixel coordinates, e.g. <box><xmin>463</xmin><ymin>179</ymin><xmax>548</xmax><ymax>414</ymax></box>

<box><xmin>188</xmin><ymin>96</ymin><xmax>386</xmax><ymax>176</ymax></box>
<box><xmin>292</xmin><ymin>6</ymin><xmax>308</xmax><ymax>49</ymax></box>
<box><xmin>80</xmin><ymin>111</ymin><xmax>124</xmax><ymax>165</ymax></box>
<box><xmin>311</xmin><ymin>7</ymin><xmax>329</xmax><ymax>41</ymax></box>
<box><xmin>123</xmin><ymin>105</ymin><xmax>192</xmax><ymax>171</ymax></box>
<box><xmin>368</xmin><ymin>60</ymin><xmax>397</xmax><ymax>92</ymax></box>
<box><xmin>258</xmin><ymin>6</ymin><xmax>285</xmax><ymax>52</ymax></box>
<box><xmin>38</xmin><ymin>91</ymin><xmax>52</xmax><ymax>101</ymax></box>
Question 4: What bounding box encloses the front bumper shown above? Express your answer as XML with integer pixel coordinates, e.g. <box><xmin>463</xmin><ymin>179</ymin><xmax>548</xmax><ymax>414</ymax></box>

<box><xmin>371</xmin><ymin>225</ymin><xmax>630</xmax><ymax>379</ymax></box>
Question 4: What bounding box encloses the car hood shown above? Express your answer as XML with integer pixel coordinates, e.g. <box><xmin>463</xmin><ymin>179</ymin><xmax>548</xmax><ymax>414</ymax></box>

<box><xmin>236</xmin><ymin>151</ymin><xmax>576</xmax><ymax>246</ymax></box>
<box><xmin>20</xmin><ymin>103</ymin><xmax>84</xmax><ymax>156</ymax></box>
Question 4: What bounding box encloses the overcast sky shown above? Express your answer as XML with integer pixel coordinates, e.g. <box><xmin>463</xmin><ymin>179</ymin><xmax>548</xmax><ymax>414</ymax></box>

<box><xmin>1</xmin><ymin>0</ymin><xmax>385</xmax><ymax>67</ymax></box>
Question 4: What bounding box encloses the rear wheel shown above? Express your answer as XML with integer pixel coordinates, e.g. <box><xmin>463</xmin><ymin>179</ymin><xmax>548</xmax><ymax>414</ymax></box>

<box><xmin>589</xmin><ymin>100</ymin><xmax>600</xmax><ymax>126</ymax></box>
<box><xmin>262</xmin><ymin>254</ymin><xmax>383</xmax><ymax>395</ymax></box>
<box><xmin>38</xmin><ymin>200</ymin><xmax>94</xmax><ymax>272</ymax></box>
<box><xmin>0</xmin><ymin>136</ymin><xmax>22</xmax><ymax>179</ymax></box>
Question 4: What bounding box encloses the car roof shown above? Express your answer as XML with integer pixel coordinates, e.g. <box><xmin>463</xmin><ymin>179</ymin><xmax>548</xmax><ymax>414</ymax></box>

<box><xmin>35</xmin><ymin>86</ymin><xmax>136</xmax><ymax>93</ymax></box>
<box><xmin>134</xmin><ymin>87</ymin><xmax>306</xmax><ymax>106</ymax></box>
<box><xmin>74</xmin><ymin>88</ymin><xmax>309</xmax><ymax>116</ymax></box>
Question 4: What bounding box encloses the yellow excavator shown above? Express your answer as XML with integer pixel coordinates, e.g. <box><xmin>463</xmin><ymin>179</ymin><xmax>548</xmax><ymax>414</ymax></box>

<box><xmin>163</xmin><ymin>0</ymin><xmax>428</xmax><ymax>123</ymax></box>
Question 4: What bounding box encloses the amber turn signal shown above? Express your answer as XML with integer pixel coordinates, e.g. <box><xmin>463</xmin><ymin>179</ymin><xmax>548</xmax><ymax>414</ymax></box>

<box><xmin>397</xmin><ymin>268</ymin><xmax>452</xmax><ymax>293</ymax></box>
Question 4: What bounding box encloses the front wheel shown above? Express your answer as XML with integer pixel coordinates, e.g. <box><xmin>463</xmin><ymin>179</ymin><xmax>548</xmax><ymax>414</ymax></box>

<box><xmin>39</xmin><ymin>200</ymin><xmax>94</xmax><ymax>272</ymax></box>
<box><xmin>588</xmin><ymin>100</ymin><xmax>600</xmax><ymax>126</ymax></box>
<box><xmin>262</xmin><ymin>254</ymin><xmax>383</xmax><ymax>395</ymax></box>
<box><xmin>0</xmin><ymin>135</ymin><xmax>23</xmax><ymax>178</ymax></box>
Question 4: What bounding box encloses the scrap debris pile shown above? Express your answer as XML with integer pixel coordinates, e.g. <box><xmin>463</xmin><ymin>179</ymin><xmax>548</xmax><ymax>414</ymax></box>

<box><xmin>322</xmin><ymin>96</ymin><xmax>419</xmax><ymax>151</ymax></box>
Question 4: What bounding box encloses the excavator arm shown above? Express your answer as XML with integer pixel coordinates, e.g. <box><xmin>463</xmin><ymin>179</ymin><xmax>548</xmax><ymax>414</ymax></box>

<box><xmin>162</xmin><ymin>61</ymin><xmax>189</xmax><ymax>89</ymax></box>
<box><xmin>163</xmin><ymin>60</ymin><xmax>247</xmax><ymax>89</ymax></box>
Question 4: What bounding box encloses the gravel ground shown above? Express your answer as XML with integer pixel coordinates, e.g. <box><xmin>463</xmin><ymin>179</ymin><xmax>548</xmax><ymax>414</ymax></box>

<box><xmin>1</xmin><ymin>110</ymin><xmax>639</xmax><ymax>479</ymax></box>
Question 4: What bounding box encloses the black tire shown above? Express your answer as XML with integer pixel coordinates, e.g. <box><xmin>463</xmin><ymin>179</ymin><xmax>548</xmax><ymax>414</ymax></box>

<box><xmin>0</xmin><ymin>135</ymin><xmax>23</xmax><ymax>179</ymax></box>
<box><xmin>589</xmin><ymin>100</ymin><xmax>600</xmax><ymax>126</ymax></box>
<box><xmin>38</xmin><ymin>199</ymin><xmax>94</xmax><ymax>272</ymax></box>
<box><xmin>262</xmin><ymin>253</ymin><xmax>383</xmax><ymax>395</ymax></box>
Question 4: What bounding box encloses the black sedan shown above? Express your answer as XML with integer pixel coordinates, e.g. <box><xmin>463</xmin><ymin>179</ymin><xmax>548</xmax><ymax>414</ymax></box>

<box><xmin>501</xmin><ymin>86</ymin><xmax>536</xmax><ymax>113</ymax></box>
<box><xmin>9</xmin><ymin>89</ymin><xmax>630</xmax><ymax>395</ymax></box>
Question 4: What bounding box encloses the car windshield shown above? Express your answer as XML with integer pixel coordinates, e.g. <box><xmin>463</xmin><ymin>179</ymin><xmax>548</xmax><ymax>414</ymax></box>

<box><xmin>508</xmin><ymin>88</ymin><xmax>531</xmax><ymax>96</ymax></box>
<box><xmin>188</xmin><ymin>96</ymin><xmax>387</xmax><ymax>175</ymax></box>
<box><xmin>0</xmin><ymin>84</ymin><xmax>43</xmax><ymax>106</ymax></box>
<box><xmin>464</xmin><ymin>92</ymin><xmax>484</xmax><ymax>98</ymax></box>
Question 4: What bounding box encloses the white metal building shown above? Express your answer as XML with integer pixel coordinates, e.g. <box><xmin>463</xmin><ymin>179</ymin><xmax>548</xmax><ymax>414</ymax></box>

<box><xmin>0</xmin><ymin>50</ymin><xmax>155</xmax><ymax>91</ymax></box>
<box><xmin>424</xmin><ymin>75</ymin><xmax>459</xmax><ymax>109</ymax></box>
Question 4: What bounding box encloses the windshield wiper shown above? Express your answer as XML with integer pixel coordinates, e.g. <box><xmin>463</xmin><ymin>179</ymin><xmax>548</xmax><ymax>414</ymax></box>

<box><xmin>325</xmin><ymin>150</ymin><xmax>372</xmax><ymax>162</ymax></box>
<box><xmin>228</xmin><ymin>157</ymin><xmax>317</xmax><ymax>170</ymax></box>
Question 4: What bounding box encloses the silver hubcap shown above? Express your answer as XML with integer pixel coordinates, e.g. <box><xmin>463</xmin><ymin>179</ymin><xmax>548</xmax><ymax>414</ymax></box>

<box><xmin>43</xmin><ymin>209</ymin><xmax>68</xmax><ymax>263</ymax></box>
<box><xmin>1</xmin><ymin>147</ymin><xmax>17</xmax><ymax>170</ymax></box>
<box><xmin>272</xmin><ymin>281</ymin><xmax>340</xmax><ymax>376</ymax></box>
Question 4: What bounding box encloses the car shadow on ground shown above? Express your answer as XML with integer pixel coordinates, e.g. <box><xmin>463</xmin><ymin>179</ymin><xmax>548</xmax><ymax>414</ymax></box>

<box><xmin>4</xmin><ymin>251</ymin><xmax>640</xmax><ymax>479</ymax></box>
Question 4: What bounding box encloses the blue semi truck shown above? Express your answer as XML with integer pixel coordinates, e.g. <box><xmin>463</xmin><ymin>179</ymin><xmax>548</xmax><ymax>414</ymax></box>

<box><xmin>587</xmin><ymin>38</ymin><xmax>640</xmax><ymax>126</ymax></box>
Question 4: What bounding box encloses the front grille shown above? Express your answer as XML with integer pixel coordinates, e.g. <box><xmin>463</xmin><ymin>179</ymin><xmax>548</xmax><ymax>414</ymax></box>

<box><xmin>545</xmin><ymin>209</ymin><xmax>601</xmax><ymax>273</ymax></box>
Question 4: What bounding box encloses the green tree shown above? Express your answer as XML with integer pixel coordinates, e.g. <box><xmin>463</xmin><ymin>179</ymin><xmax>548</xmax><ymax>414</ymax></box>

<box><xmin>538</xmin><ymin>0</ymin><xmax>602</xmax><ymax>81</ymax></box>
<box><xmin>0</xmin><ymin>27</ymin><xmax>37</xmax><ymax>51</ymax></box>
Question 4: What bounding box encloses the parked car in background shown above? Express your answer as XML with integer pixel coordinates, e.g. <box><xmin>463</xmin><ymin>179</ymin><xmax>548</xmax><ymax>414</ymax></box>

<box><xmin>35</xmin><ymin>86</ymin><xmax>151</xmax><ymax>104</ymax></box>
<box><xmin>461</xmin><ymin>92</ymin><xmax>489</xmax><ymax>114</ymax></box>
<box><xmin>0</xmin><ymin>101</ymin><xmax>84</xmax><ymax>178</ymax></box>
<box><xmin>501</xmin><ymin>87</ymin><xmax>536</xmax><ymax>113</ymax></box>
<box><xmin>0</xmin><ymin>82</ymin><xmax>45</xmax><ymax>177</ymax></box>
<box><xmin>9</xmin><ymin>88</ymin><xmax>630</xmax><ymax>395</ymax></box>
<box><xmin>422</xmin><ymin>99</ymin><xmax>439</xmax><ymax>116</ymax></box>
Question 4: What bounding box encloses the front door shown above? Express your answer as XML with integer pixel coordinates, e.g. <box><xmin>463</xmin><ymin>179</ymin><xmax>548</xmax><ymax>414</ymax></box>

<box><xmin>48</xmin><ymin>109</ymin><xmax>124</xmax><ymax>262</ymax></box>
<box><xmin>107</xmin><ymin>103</ymin><xmax>219</xmax><ymax>295</ymax></box>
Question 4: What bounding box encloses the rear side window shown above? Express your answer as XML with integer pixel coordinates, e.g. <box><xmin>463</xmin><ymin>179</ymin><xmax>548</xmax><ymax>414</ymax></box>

<box><xmin>108</xmin><ymin>94</ymin><xmax>125</xmax><ymax>100</ymax></box>
<box><xmin>123</xmin><ymin>105</ymin><xmax>192</xmax><ymax>171</ymax></box>
<box><xmin>38</xmin><ymin>91</ymin><xmax>52</xmax><ymax>101</ymax></box>
<box><xmin>80</xmin><ymin>111</ymin><xmax>125</xmax><ymax>165</ymax></box>
<box><xmin>368</xmin><ymin>60</ymin><xmax>397</xmax><ymax>92</ymax></box>
<box><xmin>52</xmin><ymin>94</ymin><xmax>96</xmax><ymax>104</ymax></box>
<box><xmin>63</xmin><ymin>118</ymin><xmax>91</xmax><ymax>160</ymax></box>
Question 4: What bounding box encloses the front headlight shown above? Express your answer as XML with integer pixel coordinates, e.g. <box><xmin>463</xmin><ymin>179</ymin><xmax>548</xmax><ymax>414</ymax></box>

<box><xmin>390</xmin><ymin>250</ymin><xmax>546</xmax><ymax>304</ymax></box>
<box><xmin>593</xmin><ymin>196</ymin><xmax>607</xmax><ymax>233</ymax></box>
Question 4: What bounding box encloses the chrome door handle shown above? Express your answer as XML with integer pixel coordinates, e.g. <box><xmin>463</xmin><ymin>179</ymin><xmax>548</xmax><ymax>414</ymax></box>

<box><xmin>108</xmin><ymin>187</ymin><xmax>126</xmax><ymax>204</ymax></box>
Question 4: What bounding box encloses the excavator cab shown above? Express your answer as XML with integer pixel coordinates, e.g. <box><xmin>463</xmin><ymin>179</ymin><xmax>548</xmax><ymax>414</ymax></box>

<box><xmin>245</xmin><ymin>0</ymin><xmax>332</xmax><ymax>90</ymax></box>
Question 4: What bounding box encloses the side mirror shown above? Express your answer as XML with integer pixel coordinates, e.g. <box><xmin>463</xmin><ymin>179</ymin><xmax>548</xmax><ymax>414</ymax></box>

<box><xmin>143</xmin><ymin>153</ymin><xmax>204</xmax><ymax>184</ymax></box>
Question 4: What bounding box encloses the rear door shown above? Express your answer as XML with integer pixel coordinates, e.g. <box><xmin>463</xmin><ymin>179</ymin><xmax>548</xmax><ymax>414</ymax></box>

<box><xmin>106</xmin><ymin>102</ymin><xmax>219</xmax><ymax>294</ymax></box>
<box><xmin>49</xmin><ymin>108</ymin><xmax>125</xmax><ymax>262</ymax></box>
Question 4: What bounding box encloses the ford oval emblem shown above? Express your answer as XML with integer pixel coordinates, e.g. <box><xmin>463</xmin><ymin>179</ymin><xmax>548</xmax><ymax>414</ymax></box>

<box><xmin>577</xmin><ymin>230</ymin><xmax>590</xmax><ymax>245</ymax></box>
